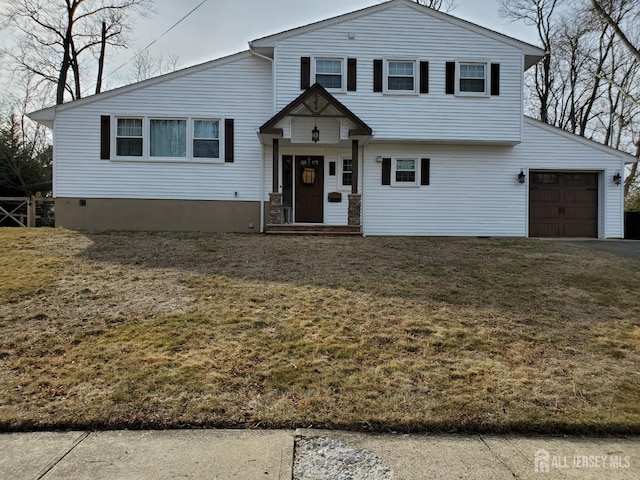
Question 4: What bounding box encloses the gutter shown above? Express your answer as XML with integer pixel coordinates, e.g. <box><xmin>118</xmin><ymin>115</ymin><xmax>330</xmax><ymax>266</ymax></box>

<box><xmin>249</xmin><ymin>46</ymin><xmax>276</xmax><ymax>234</ymax></box>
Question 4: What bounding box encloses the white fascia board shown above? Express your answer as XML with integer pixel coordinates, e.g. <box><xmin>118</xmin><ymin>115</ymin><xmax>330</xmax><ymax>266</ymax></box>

<box><xmin>524</xmin><ymin>116</ymin><xmax>638</xmax><ymax>162</ymax></box>
<box><xmin>28</xmin><ymin>50</ymin><xmax>253</xmax><ymax>124</ymax></box>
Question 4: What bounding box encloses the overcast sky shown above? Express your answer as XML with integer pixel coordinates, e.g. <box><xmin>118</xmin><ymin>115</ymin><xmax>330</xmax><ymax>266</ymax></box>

<box><xmin>107</xmin><ymin>0</ymin><xmax>538</xmax><ymax>81</ymax></box>
<box><xmin>0</xmin><ymin>0</ymin><xmax>540</xmax><ymax>98</ymax></box>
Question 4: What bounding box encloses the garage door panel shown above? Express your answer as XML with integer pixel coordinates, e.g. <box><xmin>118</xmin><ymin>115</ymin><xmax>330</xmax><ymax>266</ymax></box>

<box><xmin>529</xmin><ymin>222</ymin><xmax>561</xmax><ymax>237</ymax></box>
<box><xmin>532</xmin><ymin>192</ymin><xmax>560</xmax><ymax>204</ymax></box>
<box><xmin>565</xmin><ymin>206</ymin><xmax>597</xmax><ymax>220</ymax></box>
<box><xmin>529</xmin><ymin>172</ymin><xmax>598</xmax><ymax>238</ymax></box>
<box><xmin>530</xmin><ymin>206</ymin><xmax>559</xmax><ymax>219</ymax></box>
<box><xmin>564</xmin><ymin>223</ymin><xmax>597</xmax><ymax>237</ymax></box>
<box><xmin>563</xmin><ymin>190</ymin><xmax>597</xmax><ymax>203</ymax></box>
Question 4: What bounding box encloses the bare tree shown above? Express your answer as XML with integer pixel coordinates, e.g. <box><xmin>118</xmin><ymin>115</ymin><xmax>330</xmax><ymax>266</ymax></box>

<box><xmin>1</xmin><ymin>0</ymin><xmax>154</xmax><ymax>105</ymax></box>
<box><xmin>590</xmin><ymin>0</ymin><xmax>640</xmax><ymax>194</ymax></box>
<box><xmin>129</xmin><ymin>50</ymin><xmax>181</xmax><ymax>83</ymax></box>
<box><xmin>414</xmin><ymin>0</ymin><xmax>457</xmax><ymax>12</ymax></box>
<box><xmin>499</xmin><ymin>0</ymin><xmax>562</xmax><ymax>124</ymax></box>
<box><xmin>591</xmin><ymin>0</ymin><xmax>640</xmax><ymax>62</ymax></box>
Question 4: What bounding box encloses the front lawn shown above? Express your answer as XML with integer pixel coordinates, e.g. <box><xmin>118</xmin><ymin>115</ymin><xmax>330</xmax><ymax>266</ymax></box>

<box><xmin>1</xmin><ymin>229</ymin><xmax>639</xmax><ymax>433</ymax></box>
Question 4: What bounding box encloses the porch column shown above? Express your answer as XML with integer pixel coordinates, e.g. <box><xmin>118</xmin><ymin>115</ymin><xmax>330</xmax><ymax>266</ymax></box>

<box><xmin>272</xmin><ymin>138</ymin><xmax>279</xmax><ymax>193</ymax></box>
<box><xmin>348</xmin><ymin>194</ymin><xmax>361</xmax><ymax>226</ymax></box>
<box><xmin>268</xmin><ymin>193</ymin><xmax>283</xmax><ymax>225</ymax></box>
<box><xmin>267</xmin><ymin>139</ymin><xmax>283</xmax><ymax>225</ymax></box>
<box><xmin>349</xmin><ymin>139</ymin><xmax>361</xmax><ymax>227</ymax></box>
<box><xmin>351</xmin><ymin>139</ymin><xmax>359</xmax><ymax>194</ymax></box>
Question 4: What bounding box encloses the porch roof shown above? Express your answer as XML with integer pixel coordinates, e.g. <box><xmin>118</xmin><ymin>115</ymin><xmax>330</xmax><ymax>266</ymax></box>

<box><xmin>258</xmin><ymin>83</ymin><xmax>373</xmax><ymax>145</ymax></box>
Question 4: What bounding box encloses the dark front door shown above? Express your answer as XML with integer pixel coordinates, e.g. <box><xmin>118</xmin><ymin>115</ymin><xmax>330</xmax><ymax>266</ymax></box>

<box><xmin>295</xmin><ymin>156</ymin><xmax>324</xmax><ymax>223</ymax></box>
<box><xmin>529</xmin><ymin>172</ymin><xmax>598</xmax><ymax>237</ymax></box>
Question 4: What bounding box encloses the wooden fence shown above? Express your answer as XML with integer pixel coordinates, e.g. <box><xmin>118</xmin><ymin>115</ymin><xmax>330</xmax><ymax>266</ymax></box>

<box><xmin>0</xmin><ymin>196</ymin><xmax>55</xmax><ymax>227</ymax></box>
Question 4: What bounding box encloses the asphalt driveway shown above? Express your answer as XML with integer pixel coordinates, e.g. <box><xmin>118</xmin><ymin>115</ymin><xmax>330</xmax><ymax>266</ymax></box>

<box><xmin>570</xmin><ymin>240</ymin><xmax>640</xmax><ymax>262</ymax></box>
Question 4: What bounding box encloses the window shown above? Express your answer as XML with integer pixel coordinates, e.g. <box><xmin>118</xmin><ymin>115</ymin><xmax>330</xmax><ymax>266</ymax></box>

<box><xmin>394</xmin><ymin>158</ymin><xmax>417</xmax><ymax>185</ymax></box>
<box><xmin>116</xmin><ymin>118</ymin><xmax>143</xmax><ymax>157</ymax></box>
<box><xmin>387</xmin><ymin>61</ymin><xmax>415</xmax><ymax>92</ymax></box>
<box><xmin>315</xmin><ymin>59</ymin><xmax>343</xmax><ymax>89</ymax></box>
<box><xmin>459</xmin><ymin>63</ymin><xmax>486</xmax><ymax>93</ymax></box>
<box><xmin>110</xmin><ymin>116</ymin><xmax>228</xmax><ymax>162</ymax></box>
<box><xmin>150</xmin><ymin>119</ymin><xmax>187</xmax><ymax>157</ymax></box>
<box><xmin>193</xmin><ymin>120</ymin><xmax>219</xmax><ymax>159</ymax></box>
<box><xmin>341</xmin><ymin>159</ymin><xmax>353</xmax><ymax>187</ymax></box>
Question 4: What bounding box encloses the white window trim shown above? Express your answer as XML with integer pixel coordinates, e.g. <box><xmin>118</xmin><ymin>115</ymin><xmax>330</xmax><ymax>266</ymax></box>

<box><xmin>383</xmin><ymin>58</ymin><xmax>418</xmax><ymax>95</ymax></box>
<box><xmin>313</xmin><ymin>57</ymin><xmax>346</xmax><ymax>93</ymax></box>
<box><xmin>391</xmin><ymin>157</ymin><xmax>420</xmax><ymax>187</ymax></box>
<box><xmin>455</xmin><ymin>60</ymin><xmax>490</xmax><ymax>97</ymax></box>
<box><xmin>339</xmin><ymin>157</ymin><xmax>353</xmax><ymax>190</ymax></box>
<box><xmin>111</xmin><ymin>116</ymin><xmax>225</xmax><ymax>164</ymax></box>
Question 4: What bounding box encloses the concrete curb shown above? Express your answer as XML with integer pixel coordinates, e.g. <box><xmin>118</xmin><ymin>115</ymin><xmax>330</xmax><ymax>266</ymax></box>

<box><xmin>1</xmin><ymin>429</ymin><xmax>639</xmax><ymax>479</ymax></box>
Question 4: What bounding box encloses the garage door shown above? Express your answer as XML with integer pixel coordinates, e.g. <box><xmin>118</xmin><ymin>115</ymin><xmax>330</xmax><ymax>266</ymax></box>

<box><xmin>529</xmin><ymin>172</ymin><xmax>598</xmax><ymax>238</ymax></box>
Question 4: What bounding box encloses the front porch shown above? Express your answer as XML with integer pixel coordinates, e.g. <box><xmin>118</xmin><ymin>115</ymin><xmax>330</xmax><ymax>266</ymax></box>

<box><xmin>258</xmin><ymin>84</ymin><xmax>372</xmax><ymax>234</ymax></box>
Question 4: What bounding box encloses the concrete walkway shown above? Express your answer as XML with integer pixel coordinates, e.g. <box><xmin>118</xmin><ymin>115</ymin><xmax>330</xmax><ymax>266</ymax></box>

<box><xmin>0</xmin><ymin>429</ymin><xmax>638</xmax><ymax>479</ymax></box>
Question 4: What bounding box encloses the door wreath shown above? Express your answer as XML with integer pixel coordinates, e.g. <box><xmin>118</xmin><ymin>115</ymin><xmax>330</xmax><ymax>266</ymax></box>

<box><xmin>302</xmin><ymin>167</ymin><xmax>316</xmax><ymax>184</ymax></box>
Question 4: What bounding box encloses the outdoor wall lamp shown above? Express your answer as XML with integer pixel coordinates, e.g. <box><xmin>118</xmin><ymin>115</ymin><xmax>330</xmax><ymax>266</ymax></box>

<box><xmin>613</xmin><ymin>171</ymin><xmax>622</xmax><ymax>186</ymax></box>
<box><xmin>518</xmin><ymin>169</ymin><xmax>526</xmax><ymax>184</ymax></box>
<box><xmin>311</xmin><ymin>124</ymin><xmax>320</xmax><ymax>143</ymax></box>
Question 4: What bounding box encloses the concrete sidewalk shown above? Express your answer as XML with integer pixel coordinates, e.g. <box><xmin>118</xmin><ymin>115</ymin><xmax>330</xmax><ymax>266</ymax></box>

<box><xmin>0</xmin><ymin>429</ymin><xmax>638</xmax><ymax>479</ymax></box>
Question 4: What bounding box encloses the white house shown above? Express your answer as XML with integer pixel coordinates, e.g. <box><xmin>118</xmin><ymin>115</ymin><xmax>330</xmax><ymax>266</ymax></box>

<box><xmin>29</xmin><ymin>0</ymin><xmax>634</xmax><ymax>237</ymax></box>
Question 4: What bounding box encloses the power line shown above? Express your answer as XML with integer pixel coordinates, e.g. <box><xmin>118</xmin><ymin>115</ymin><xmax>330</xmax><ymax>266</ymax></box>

<box><xmin>85</xmin><ymin>0</ymin><xmax>209</xmax><ymax>94</ymax></box>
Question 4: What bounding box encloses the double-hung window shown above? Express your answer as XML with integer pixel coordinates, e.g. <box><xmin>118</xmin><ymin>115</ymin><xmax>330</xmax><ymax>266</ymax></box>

<box><xmin>315</xmin><ymin>58</ymin><xmax>343</xmax><ymax>90</ymax></box>
<box><xmin>341</xmin><ymin>159</ymin><xmax>353</xmax><ymax>187</ymax></box>
<box><xmin>116</xmin><ymin>118</ymin><xmax>143</xmax><ymax>157</ymax></box>
<box><xmin>193</xmin><ymin>120</ymin><xmax>219</xmax><ymax>159</ymax></box>
<box><xmin>387</xmin><ymin>61</ymin><xmax>415</xmax><ymax>92</ymax></box>
<box><xmin>459</xmin><ymin>62</ymin><xmax>487</xmax><ymax>94</ymax></box>
<box><xmin>394</xmin><ymin>158</ymin><xmax>418</xmax><ymax>186</ymax></box>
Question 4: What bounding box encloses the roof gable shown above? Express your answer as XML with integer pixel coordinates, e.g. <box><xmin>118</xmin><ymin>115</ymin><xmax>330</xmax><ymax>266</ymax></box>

<box><xmin>260</xmin><ymin>83</ymin><xmax>372</xmax><ymax>137</ymax></box>
<box><xmin>250</xmin><ymin>0</ymin><xmax>546</xmax><ymax>68</ymax></box>
<box><xmin>524</xmin><ymin>116</ymin><xmax>637</xmax><ymax>162</ymax></box>
<box><xmin>29</xmin><ymin>50</ymin><xmax>253</xmax><ymax>124</ymax></box>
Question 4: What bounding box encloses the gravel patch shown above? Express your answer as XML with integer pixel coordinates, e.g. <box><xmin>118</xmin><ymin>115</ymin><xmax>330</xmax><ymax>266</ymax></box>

<box><xmin>293</xmin><ymin>436</ymin><xmax>393</xmax><ymax>480</ymax></box>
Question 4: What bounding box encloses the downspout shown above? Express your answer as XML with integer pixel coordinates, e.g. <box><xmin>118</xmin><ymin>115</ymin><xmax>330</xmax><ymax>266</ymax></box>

<box><xmin>250</xmin><ymin>46</ymin><xmax>275</xmax><ymax>233</ymax></box>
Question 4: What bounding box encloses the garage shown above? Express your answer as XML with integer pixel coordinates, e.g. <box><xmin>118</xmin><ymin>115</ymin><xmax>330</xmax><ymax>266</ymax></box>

<box><xmin>529</xmin><ymin>172</ymin><xmax>598</xmax><ymax>238</ymax></box>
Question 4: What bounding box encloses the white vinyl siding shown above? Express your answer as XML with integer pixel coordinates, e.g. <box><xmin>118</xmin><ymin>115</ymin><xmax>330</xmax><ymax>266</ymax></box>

<box><xmin>362</xmin><ymin>118</ymin><xmax>624</xmax><ymax>238</ymax></box>
<box><xmin>274</xmin><ymin>2</ymin><xmax>523</xmax><ymax>143</ymax></box>
<box><xmin>53</xmin><ymin>53</ymin><xmax>272</xmax><ymax>201</ymax></box>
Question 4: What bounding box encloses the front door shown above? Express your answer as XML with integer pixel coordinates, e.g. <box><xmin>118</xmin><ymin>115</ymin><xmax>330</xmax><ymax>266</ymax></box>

<box><xmin>295</xmin><ymin>156</ymin><xmax>324</xmax><ymax>223</ymax></box>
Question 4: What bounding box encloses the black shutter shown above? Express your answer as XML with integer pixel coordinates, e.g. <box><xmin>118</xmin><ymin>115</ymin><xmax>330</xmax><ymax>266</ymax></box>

<box><xmin>419</xmin><ymin>61</ymin><xmax>429</xmax><ymax>94</ymax></box>
<box><xmin>491</xmin><ymin>63</ymin><xmax>500</xmax><ymax>96</ymax></box>
<box><xmin>225</xmin><ymin>119</ymin><xmax>234</xmax><ymax>163</ymax></box>
<box><xmin>382</xmin><ymin>158</ymin><xmax>391</xmax><ymax>185</ymax></box>
<box><xmin>445</xmin><ymin>62</ymin><xmax>455</xmax><ymax>94</ymax></box>
<box><xmin>347</xmin><ymin>58</ymin><xmax>357</xmax><ymax>92</ymax></box>
<box><xmin>421</xmin><ymin>158</ymin><xmax>430</xmax><ymax>186</ymax></box>
<box><xmin>100</xmin><ymin>115</ymin><xmax>110</xmax><ymax>159</ymax></box>
<box><xmin>301</xmin><ymin>57</ymin><xmax>311</xmax><ymax>89</ymax></box>
<box><xmin>373</xmin><ymin>59</ymin><xmax>383</xmax><ymax>93</ymax></box>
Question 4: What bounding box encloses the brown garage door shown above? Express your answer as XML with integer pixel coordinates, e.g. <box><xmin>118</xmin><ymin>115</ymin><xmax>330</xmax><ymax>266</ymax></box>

<box><xmin>529</xmin><ymin>172</ymin><xmax>598</xmax><ymax>238</ymax></box>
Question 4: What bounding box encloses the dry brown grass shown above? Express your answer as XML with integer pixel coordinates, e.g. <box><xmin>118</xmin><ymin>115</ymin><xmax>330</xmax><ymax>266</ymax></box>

<box><xmin>1</xmin><ymin>228</ymin><xmax>639</xmax><ymax>434</ymax></box>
